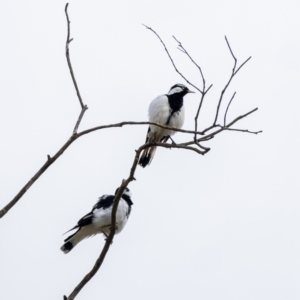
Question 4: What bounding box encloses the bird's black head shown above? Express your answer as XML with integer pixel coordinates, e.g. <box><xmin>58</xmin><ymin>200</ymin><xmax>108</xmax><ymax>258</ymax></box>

<box><xmin>114</xmin><ymin>187</ymin><xmax>133</xmax><ymax>205</ymax></box>
<box><xmin>167</xmin><ymin>83</ymin><xmax>195</xmax><ymax>96</ymax></box>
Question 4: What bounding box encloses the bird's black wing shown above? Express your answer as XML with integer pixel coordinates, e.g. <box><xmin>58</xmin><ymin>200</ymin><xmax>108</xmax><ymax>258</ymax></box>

<box><xmin>145</xmin><ymin>127</ymin><xmax>151</xmax><ymax>143</ymax></box>
<box><xmin>76</xmin><ymin>211</ymin><xmax>94</xmax><ymax>228</ymax></box>
<box><xmin>75</xmin><ymin>195</ymin><xmax>115</xmax><ymax>229</ymax></box>
<box><xmin>65</xmin><ymin>195</ymin><xmax>115</xmax><ymax>235</ymax></box>
<box><xmin>92</xmin><ymin>195</ymin><xmax>115</xmax><ymax>211</ymax></box>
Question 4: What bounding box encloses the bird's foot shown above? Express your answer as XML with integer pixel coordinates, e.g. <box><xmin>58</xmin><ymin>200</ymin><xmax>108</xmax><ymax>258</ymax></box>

<box><xmin>103</xmin><ymin>231</ymin><xmax>111</xmax><ymax>241</ymax></box>
<box><xmin>104</xmin><ymin>237</ymin><xmax>113</xmax><ymax>245</ymax></box>
<box><xmin>169</xmin><ymin>136</ymin><xmax>177</xmax><ymax>145</ymax></box>
<box><xmin>103</xmin><ymin>232</ymin><xmax>114</xmax><ymax>245</ymax></box>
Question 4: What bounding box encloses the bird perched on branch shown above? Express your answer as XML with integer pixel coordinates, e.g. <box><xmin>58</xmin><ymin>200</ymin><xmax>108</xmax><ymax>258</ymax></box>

<box><xmin>60</xmin><ymin>187</ymin><xmax>133</xmax><ymax>254</ymax></box>
<box><xmin>138</xmin><ymin>83</ymin><xmax>195</xmax><ymax>167</ymax></box>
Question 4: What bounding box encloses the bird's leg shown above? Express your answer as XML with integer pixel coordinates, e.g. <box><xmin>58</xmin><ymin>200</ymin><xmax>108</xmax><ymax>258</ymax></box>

<box><xmin>149</xmin><ymin>138</ymin><xmax>157</xmax><ymax>146</ymax></box>
<box><xmin>168</xmin><ymin>136</ymin><xmax>177</xmax><ymax>145</ymax></box>
<box><xmin>102</xmin><ymin>231</ymin><xmax>113</xmax><ymax>244</ymax></box>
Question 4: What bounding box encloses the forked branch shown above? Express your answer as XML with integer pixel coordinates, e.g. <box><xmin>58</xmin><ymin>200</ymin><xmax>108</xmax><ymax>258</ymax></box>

<box><xmin>213</xmin><ymin>36</ymin><xmax>251</xmax><ymax>126</ymax></box>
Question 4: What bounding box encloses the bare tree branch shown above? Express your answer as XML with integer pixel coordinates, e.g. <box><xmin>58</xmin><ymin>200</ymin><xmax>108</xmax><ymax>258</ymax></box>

<box><xmin>171</xmin><ymin>36</ymin><xmax>213</xmax><ymax>152</ymax></box>
<box><xmin>65</xmin><ymin>3</ymin><xmax>89</xmax><ymax>135</ymax></box>
<box><xmin>181</xmin><ymin>108</ymin><xmax>260</xmax><ymax>146</ymax></box>
<box><xmin>0</xmin><ymin>4</ymin><xmax>89</xmax><ymax>219</ymax></box>
<box><xmin>77</xmin><ymin>121</ymin><xmax>206</xmax><ymax>137</ymax></box>
<box><xmin>143</xmin><ymin>24</ymin><xmax>202</xmax><ymax>94</ymax></box>
<box><xmin>65</xmin><ymin>3</ymin><xmax>85</xmax><ymax>110</ymax></box>
<box><xmin>222</xmin><ymin>128</ymin><xmax>263</xmax><ymax>134</ymax></box>
<box><xmin>73</xmin><ymin>105</ymin><xmax>88</xmax><ymax>134</ymax></box>
<box><xmin>213</xmin><ymin>36</ymin><xmax>251</xmax><ymax>126</ymax></box>
<box><xmin>173</xmin><ymin>36</ymin><xmax>208</xmax><ymax>93</ymax></box>
<box><xmin>224</xmin><ymin>92</ymin><xmax>236</xmax><ymax>126</ymax></box>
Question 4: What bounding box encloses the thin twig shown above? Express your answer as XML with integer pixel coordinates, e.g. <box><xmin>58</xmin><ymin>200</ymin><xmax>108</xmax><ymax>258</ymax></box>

<box><xmin>73</xmin><ymin>105</ymin><xmax>88</xmax><ymax>134</ymax></box>
<box><xmin>0</xmin><ymin>4</ymin><xmax>90</xmax><ymax>218</ymax></box>
<box><xmin>224</xmin><ymin>92</ymin><xmax>236</xmax><ymax>126</ymax></box>
<box><xmin>213</xmin><ymin>36</ymin><xmax>251</xmax><ymax>125</ymax></box>
<box><xmin>225</xmin><ymin>36</ymin><xmax>237</xmax><ymax>70</ymax></box>
<box><xmin>65</xmin><ymin>3</ymin><xmax>85</xmax><ymax>109</ymax></box>
<box><xmin>143</xmin><ymin>24</ymin><xmax>202</xmax><ymax>94</ymax></box>
<box><xmin>222</xmin><ymin>128</ymin><xmax>262</xmax><ymax>134</ymax></box>
<box><xmin>235</xmin><ymin>57</ymin><xmax>252</xmax><ymax>75</ymax></box>
<box><xmin>171</xmin><ymin>36</ymin><xmax>212</xmax><ymax>147</ymax></box>
<box><xmin>78</xmin><ymin>121</ymin><xmax>206</xmax><ymax>137</ymax></box>
<box><xmin>173</xmin><ymin>36</ymin><xmax>206</xmax><ymax>93</ymax></box>
<box><xmin>181</xmin><ymin>108</ymin><xmax>260</xmax><ymax>146</ymax></box>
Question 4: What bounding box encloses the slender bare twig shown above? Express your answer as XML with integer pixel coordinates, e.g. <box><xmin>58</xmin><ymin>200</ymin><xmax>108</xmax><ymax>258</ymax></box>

<box><xmin>222</xmin><ymin>128</ymin><xmax>263</xmax><ymax>134</ymax></box>
<box><xmin>213</xmin><ymin>36</ymin><xmax>251</xmax><ymax>126</ymax></box>
<box><xmin>143</xmin><ymin>24</ymin><xmax>202</xmax><ymax>94</ymax></box>
<box><xmin>173</xmin><ymin>36</ymin><xmax>206</xmax><ymax>93</ymax></box>
<box><xmin>146</xmin><ymin>30</ymin><xmax>214</xmax><ymax>154</ymax></box>
<box><xmin>225</xmin><ymin>36</ymin><xmax>237</xmax><ymax>70</ymax></box>
<box><xmin>65</xmin><ymin>3</ymin><xmax>88</xmax><ymax>135</ymax></box>
<box><xmin>224</xmin><ymin>92</ymin><xmax>236</xmax><ymax>126</ymax></box>
<box><xmin>181</xmin><ymin>108</ymin><xmax>260</xmax><ymax>146</ymax></box>
<box><xmin>73</xmin><ymin>105</ymin><xmax>88</xmax><ymax>134</ymax></box>
<box><xmin>172</xmin><ymin>37</ymin><xmax>209</xmax><ymax>144</ymax></box>
<box><xmin>65</xmin><ymin>3</ymin><xmax>85</xmax><ymax>110</ymax></box>
<box><xmin>78</xmin><ymin>121</ymin><xmax>206</xmax><ymax>137</ymax></box>
<box><xmin>170</xmin><ymin>36</ymin><xmax>213</xmax><ymax>152</ymax></box>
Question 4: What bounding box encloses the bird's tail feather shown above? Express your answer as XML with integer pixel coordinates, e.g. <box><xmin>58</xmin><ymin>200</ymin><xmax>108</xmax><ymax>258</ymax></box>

<box><xmin>138</xmin><ymin>146</ymin><xmax>157</xmax><ymax>168</ymax></box>
<box><xmin>60</xmin><ymin>227</ymin><xmax>90</xmax><ymax>254</ymax></box>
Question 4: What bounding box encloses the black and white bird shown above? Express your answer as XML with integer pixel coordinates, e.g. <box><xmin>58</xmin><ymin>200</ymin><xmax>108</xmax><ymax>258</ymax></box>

<box><xmin>60</xmin><ymin>187</ymin><xmax>133</xmax><ymax>254</ymax></box>
<box><xmin>138</xmin><ymin>83</ymin><xmax>195</xmax><ymax>167</ymax></box>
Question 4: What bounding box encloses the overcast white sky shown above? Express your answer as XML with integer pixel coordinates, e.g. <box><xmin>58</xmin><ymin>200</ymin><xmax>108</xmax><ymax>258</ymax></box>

<box><xmin>0</xmin><ymin>1</ymin><xmax>299</xmax><ymax>299</ymax></box>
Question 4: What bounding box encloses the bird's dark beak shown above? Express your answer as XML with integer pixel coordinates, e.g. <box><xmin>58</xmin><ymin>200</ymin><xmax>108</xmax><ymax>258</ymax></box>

<box><xmin>187</xmin><ymin>90</ymin><xmax>195</xmax><ymax>93</ymax></box>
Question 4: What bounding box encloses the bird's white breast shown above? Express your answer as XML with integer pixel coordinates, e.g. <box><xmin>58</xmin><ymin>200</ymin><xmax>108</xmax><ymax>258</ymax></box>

<box><xmin>148</xmin><ymin>95</ymin><xmax>185</xmax><ymax>139</ymax></box>
<box><xmin>92</xmin><ymin>199</ymin><xmax>129</xmax><ymax>234</ymax></box>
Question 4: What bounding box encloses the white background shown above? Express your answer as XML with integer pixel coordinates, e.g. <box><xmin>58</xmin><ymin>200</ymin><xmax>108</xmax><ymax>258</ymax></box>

<box><xmin>0</xmin><ymin>1</ymin><xmax>299</xmax><ymax>299</ymax></box>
